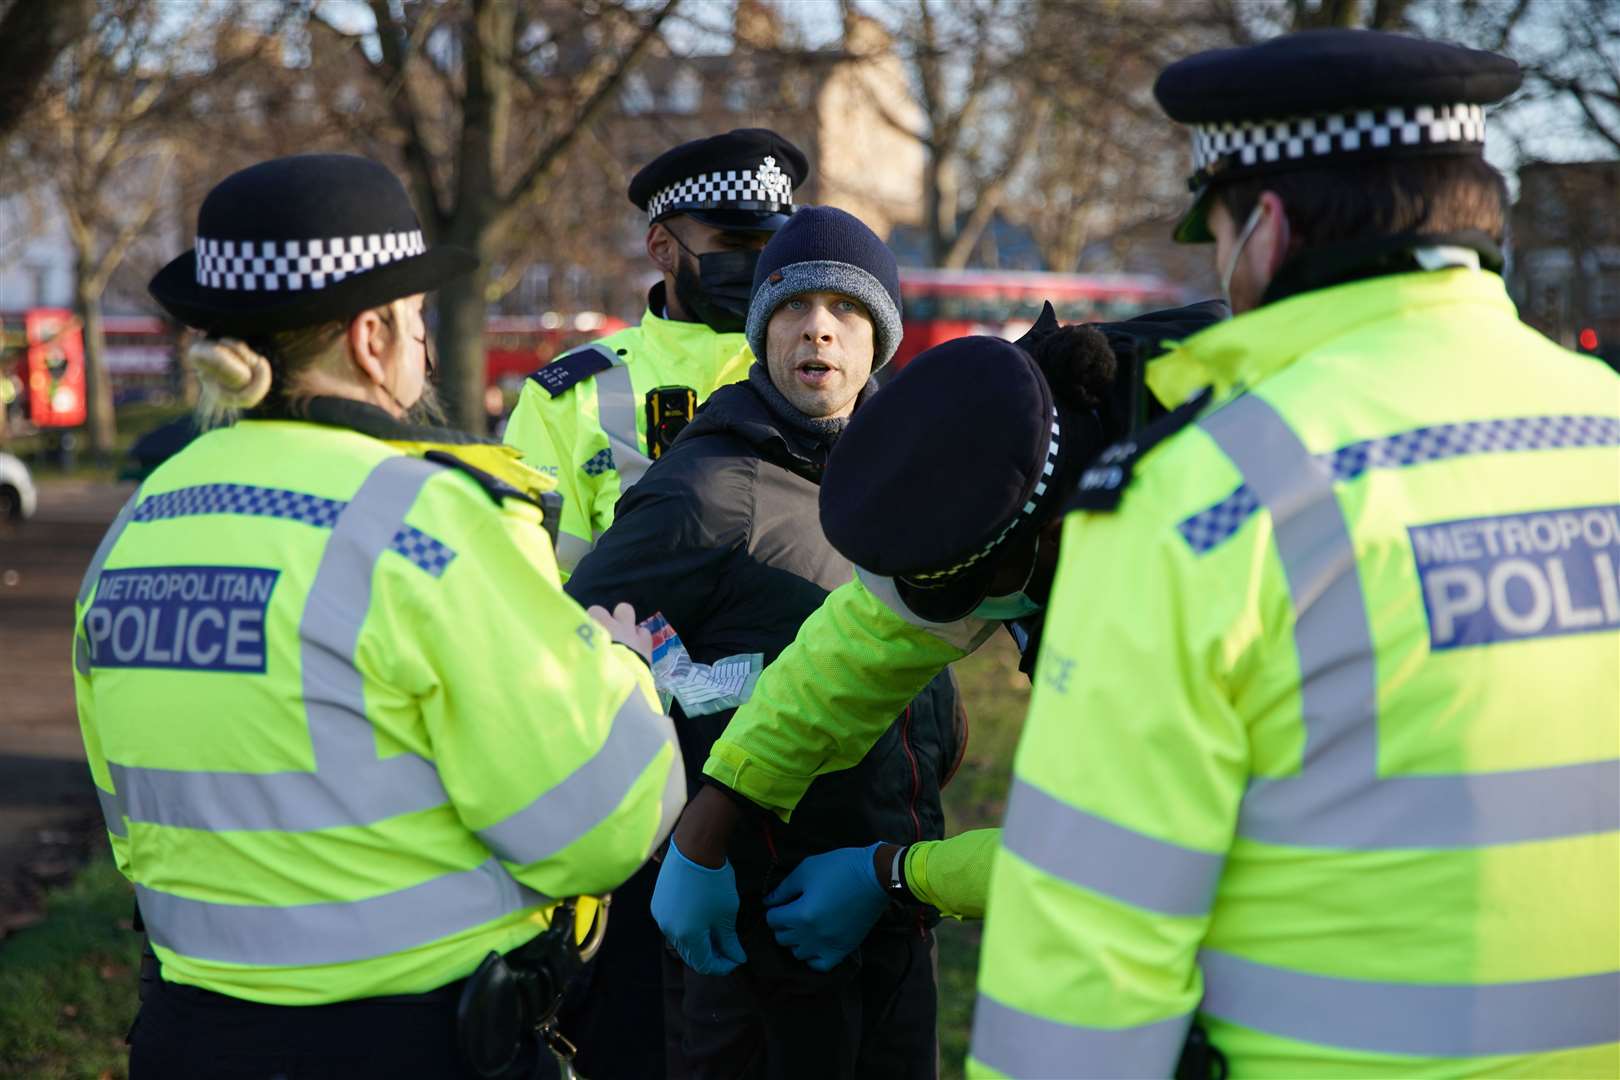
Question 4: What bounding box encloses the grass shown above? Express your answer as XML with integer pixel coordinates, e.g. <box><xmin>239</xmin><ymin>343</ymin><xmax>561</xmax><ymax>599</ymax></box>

<box><xmin>0</xmin><ymin>634</ymin><xmax>1030</xmax><ymax>1080</ymax></box>
<box><xmin>0</xmin><ymin>845</ymin><xmax>140</xmax><ymax>1080</ymax></box>
<box><xmin>937</xmin><ymin>631</ymin><xmax>1029</xmax><ymax>1080</ymax></box>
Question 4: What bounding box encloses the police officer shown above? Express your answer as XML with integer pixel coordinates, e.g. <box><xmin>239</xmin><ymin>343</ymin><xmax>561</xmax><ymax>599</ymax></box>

<box><xmin>504</xmin><ymin>128</ymin><xmax>808</xmax><ymax>576</ymax></box>
<box><xmin>970</xmin><ymin>30</ymin><xmax>1620</xmax><ymax>1078</ymax></box>
<box><xmin>659</xmin><ymin>303</ymin><xmax>1225</xmax><ymax>960</ymax></box>
<box><xmin>75</xmin><ymin>154</ymin><xmax>683</xmax><ymax>1079</ymax></box>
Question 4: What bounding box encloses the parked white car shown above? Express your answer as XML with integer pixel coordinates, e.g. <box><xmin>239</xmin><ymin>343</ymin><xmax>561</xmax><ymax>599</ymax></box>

<box><xmin>0</xmin><ymin>451</ymin><xmax>38</xmax><ymax>522</ymax></box>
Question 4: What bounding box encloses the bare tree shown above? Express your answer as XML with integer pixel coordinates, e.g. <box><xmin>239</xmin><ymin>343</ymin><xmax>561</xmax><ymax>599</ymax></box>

<box><xmin>0</xmin><ymin>0</ymin><xmax>93</xmax><ymax>142</ymax></box>
<box><xmin>317</xmin><ymin>0</ymin><xmax>680</xmax><ymax>431</ymax></box>
<box><xmin>1517</xmin><ymin>0</ymin><xmax>1620</xmax><ymax>155</ymax></box>
<box><xmin>8</xmin><ymin>0</ymin><xmax>292</xmax><ymax>457</ymax></box>
<box><xmin>843</xmin><ymin>0</ymin><xmax>1031</xmax><ymax>267</ymax></box>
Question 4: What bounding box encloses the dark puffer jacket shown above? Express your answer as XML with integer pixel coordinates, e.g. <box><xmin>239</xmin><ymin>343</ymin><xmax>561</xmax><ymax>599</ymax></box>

<box><xmin>567</xmin><ymin>377</ymin><xmax>962</xmax><ymax>925</ymax></box>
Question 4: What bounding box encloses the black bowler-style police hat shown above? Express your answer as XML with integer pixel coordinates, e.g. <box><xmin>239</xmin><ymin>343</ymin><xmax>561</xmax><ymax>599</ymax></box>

<box><xmin>1154</xmin><ymin>29</ymin><xmax>1522</xmax><ymax>243</ymax></box>
<box><xmin>821</xmin><ymin>336</ymin><xmax>1067</xmax><ymax>623</ymax></box>
<box><xmin>627</xmin><ymin>128</ymin><xmax>808</xmax><ymax>233</ymax></box>
<box><xmin>150</xmin><ymin>154</ymin><xmax>476</xmax><ymax>337</ymax></box>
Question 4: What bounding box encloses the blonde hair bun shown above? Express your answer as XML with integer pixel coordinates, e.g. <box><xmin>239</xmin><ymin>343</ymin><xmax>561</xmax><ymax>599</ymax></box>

<box><xmin>187</xmin><ymin>337</ymin><xmax>273</xmax><ymax>410</ymax></box>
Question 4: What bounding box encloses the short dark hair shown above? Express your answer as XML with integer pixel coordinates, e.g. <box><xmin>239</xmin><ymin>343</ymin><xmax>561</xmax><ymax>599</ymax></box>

<box><xmin>1214</xmin><ymin>155</ymin><xmax>1509</xmax><ymax>252</ymax></box>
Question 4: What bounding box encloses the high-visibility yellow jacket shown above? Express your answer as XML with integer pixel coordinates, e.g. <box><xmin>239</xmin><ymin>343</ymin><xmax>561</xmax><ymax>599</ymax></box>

<box><xmin>72</xmin><ymin>407</ymin><xmax>684</xmax><ymax>1005</ymax></box>
<box><xmin>970</xmin><ymin>268</ymin><xmax>1620</xmax><ymax>1078</ymax></box>
<box><xmin>503</xmin><ymin>290</ymin><xmax>753</xmax><ymax>576</ymax></box>
<box><xmin>703</xmin><ymin>568</ymin><xmax>1001</xmax><ymax>917</ymax></box>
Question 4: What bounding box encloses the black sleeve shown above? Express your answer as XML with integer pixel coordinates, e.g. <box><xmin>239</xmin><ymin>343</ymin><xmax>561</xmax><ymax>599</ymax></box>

<box><xmin>564</xmin><ymin>468</ymin><xmax>747</xmax><ymax>642</ymax></box>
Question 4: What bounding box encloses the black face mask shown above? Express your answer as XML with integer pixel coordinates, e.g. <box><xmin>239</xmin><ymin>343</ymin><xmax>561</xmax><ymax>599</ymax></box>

<box><xmin>670</xmin><ymin>237</ymin><xmax>759</xmax><ymax>335</ymax></box>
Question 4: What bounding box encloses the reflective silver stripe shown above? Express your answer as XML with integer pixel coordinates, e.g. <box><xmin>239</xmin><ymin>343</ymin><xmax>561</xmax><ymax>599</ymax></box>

<box><xmin>855</xmin><ymin>567</ymin><xmax>999</xmax><ymax>653</ymax></box>
<box><xmin>555</xmin><ymin>531</ymin><xmax>594</xmax><ymax>573</ymax></box>
<box><xmin>106</xmin><ymin>760</ymin><xmax>443</xmax><ymax>833</ymax></box>
<box><xmin>1241</xmin><ymin>760</ymin><xmax>1620</xmax><ymax>848</ymax></box>
<box><xmin>96</xmin><ymin>785</ymin><xmax>127</xmax><ymax>838</ymax></box>
<box><xmin>138</xmin><ymin>856</ymin><xmax>549</xmax><ymax>967</ymax></box>
<box><xmin>1199</xmin><ymin>393</ymin><xmax>1619</xmax><ymax>848</ymax></box>
<box><xmin>109</xmin><ymin>456</ymin><xmax>450</xmax><ymax>832</ymax></box>
<box><xmin>1200</xmin><ymin>395</ymin><xmax>1375</xmax><ymax>777</ymax></box>
<box><xmin>1199</xmin><ymin>948</ymin><xmax>1620</xmax><ymax>1056</ymax></box>
<box><xmin>298</xmin><ymin>455</ymin><xmax>450</xmax><ymax>816</ymax></box>
<box><xmin>77</xmin><ymin>491</ymin><xmax>139</xmax><ymax>606</ymax></box>
<box><xmin>595</xmin><ymin>363</ymin><xmax>652</xmax><ymax>489</ymax></box>
<box><xmin>1002</xmin><ymin>778</ymin><xmax>1224</xmax><ymax>917</ymax></box>
<box><xmin>655</xmin><ymin>743</ymin><xmax>686</xmax><ymax>854</ymax></box>
<box><xmin>971</xmin><ymin>992</ymin><xmax>1193</xmax><ymax>1079</ymax></box>
<box><xmin>478</xmin><ymin>690</ymin><xmax>679</xmax><ymax>865</ymax></box>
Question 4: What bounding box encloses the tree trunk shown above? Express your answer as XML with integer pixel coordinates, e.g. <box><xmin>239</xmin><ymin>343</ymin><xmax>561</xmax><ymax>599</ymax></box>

<box><xmin>925</xmin><ymin>151</ymin><xmax>949</xmax><ymax>266</ymax></box>
<box><xmin>435</xmin><ymin>255</ymin><xmax>491</xmax><ymax>433</ymax></box>
<box><xmin>74</xmin><ymin>264</ymin><xmax>115</xmax><ymax>458</ymax></box>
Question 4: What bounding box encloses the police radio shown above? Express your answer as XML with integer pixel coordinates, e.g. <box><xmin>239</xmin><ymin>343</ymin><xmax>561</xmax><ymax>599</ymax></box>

<box><xmin>645</xmin><ymin>386</ymin><xmax>697</xmax><ymax>460</ymax></box>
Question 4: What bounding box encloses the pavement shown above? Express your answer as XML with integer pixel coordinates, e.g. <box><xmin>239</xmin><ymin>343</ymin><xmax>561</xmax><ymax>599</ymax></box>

<box><xmin>0</xmin><ymin>479</ymin><xmax>133</xmax><ymax>937</ymax></box>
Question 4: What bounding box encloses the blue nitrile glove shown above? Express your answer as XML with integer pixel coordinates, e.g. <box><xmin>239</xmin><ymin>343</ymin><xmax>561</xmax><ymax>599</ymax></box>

<box><xmin>763</xmin><ymin>843</ymin><xmax>889</xmax><ymax>973</ymax></box>
<box><xmin>651</xmin><ymin>838</ymin><xmax>749</xmax><ymax>975</ymax></box>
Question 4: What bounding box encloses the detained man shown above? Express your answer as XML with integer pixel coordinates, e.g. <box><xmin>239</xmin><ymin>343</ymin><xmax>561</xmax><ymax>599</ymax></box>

<box><xmin>567</xmin><ymin>206</ymin><xmax>959</xmax><ymax>1080</ymax></box>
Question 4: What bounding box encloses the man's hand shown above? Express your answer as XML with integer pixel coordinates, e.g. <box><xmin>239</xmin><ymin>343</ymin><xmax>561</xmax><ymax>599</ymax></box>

<box><xmin>763</xmin><ymin>843</ymin><xmax>891</xmax><ymax>972</ymax></box>
<box><xmin>586</xmin><ymin>601</ymin><xmax>653</xmax><ymax>664</ymax></box>
<box><xmin>651</xmin><ymin>837</ymin><xmax>749</xmax><ymax>975</ymax></box>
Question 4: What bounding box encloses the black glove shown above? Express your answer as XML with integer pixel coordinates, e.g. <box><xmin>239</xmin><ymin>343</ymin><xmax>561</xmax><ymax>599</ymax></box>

<box><xmin>1090</xmin><ymin>298</ymin><xmax>1230</xmax><ymax>431</ymax></box>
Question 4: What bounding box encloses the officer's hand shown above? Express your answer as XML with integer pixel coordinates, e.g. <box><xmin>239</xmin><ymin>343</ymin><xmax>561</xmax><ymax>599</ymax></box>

<box><xmin>763</xmin><ymin>843</ymin><xmax>889</xmax><ymax>973</ymax></box>
<box><xmin>586</xmin><ymin>602</ymin><xmax>653</xmax><ymax>663</ymax></box>
<box><xmin>651</xmin><ymin>837</ymin><xmax>749</xmax><ymax>976</ymax></box>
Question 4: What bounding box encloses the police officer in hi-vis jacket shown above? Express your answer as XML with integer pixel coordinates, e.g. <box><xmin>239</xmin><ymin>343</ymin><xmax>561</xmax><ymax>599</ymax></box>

<box><xmin>504</xmin><ymin>129</ymin><xmax>808</xmax><ymax>577</ymax></box>
<box><xmin>971</xmin><ymin>30</ymin><xmax>1620</xmax><ymax>1078</ymax></box>
<box><xmin>75</xmin><ymin>154</ymin><xmax>683</xmax><ymax>1079</ymax></box>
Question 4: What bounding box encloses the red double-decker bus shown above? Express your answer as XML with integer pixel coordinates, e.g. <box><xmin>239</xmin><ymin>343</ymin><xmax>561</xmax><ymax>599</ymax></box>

<box><xmin>893</xmin><ymin>269</ymin><xmax>1187</xmax><ymax>369</ymax></box>
<box><xmin>484</xmin><ymin>312</ymin><xmax>629</xmax><ymax>384</ymax></box>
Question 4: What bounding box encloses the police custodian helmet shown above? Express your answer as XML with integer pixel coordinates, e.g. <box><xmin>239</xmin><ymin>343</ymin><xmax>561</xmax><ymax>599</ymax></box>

<box><xmin>627</xmin><ymin>127</ymin><xmax>808</xmax><ymax>234</ymax></box>
<box><xmin>1154</xmin><ymin>29</ymin><xmax>1522</xmax><ymax>243</ymax></box>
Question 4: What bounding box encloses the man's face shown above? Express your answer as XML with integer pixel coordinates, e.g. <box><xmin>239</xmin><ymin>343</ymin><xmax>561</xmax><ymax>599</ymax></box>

<box><xmin>764</xmin><ymin>292</ymin><xmax>875</xmax><ymax>419</ymax></box>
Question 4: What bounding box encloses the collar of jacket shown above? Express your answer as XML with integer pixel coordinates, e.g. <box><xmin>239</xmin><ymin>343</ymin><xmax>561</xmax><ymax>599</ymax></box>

<box><xmin>272</xmin><ymin>395</ymin><xmax>557</xmax><ymax>497</ymax></box>
<box><xmin>639</xmin><ymin>281</ymin><xmax>752</xmax><ymax>367</ymax></box>
<box><xmin>290</xmin><ymin>395</ymin><xmax>491</xmax><ymax>444</ymax></box>
<box><xmin>1146</xmin><ymin>267</ymin><xmax>1518</xmax><ymax>408</ymax></box>
<box><xmin>680</xmin><ymin>380</ymin><xmax>843</xmax><ymax>484</ymax></box>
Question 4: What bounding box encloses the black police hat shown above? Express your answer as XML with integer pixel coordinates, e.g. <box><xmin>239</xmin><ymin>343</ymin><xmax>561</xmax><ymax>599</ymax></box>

<box><xmin>149</xmin><ymin>155</ymin><xmax>476</xmax><ymax>337</ymax></box>
<box><xmin>627</xmin><ymin>128</ymin><xmax>808</xmax><ymax>233</ymax></box>
<box><xmin>1154</xmin><ymin>30</ymin><xmax>1522</xmax><ymax>242</ymax></box>
<box><xmin>821</xmin><ymin>336</ymin><xmax>1065</xmax><ymax>623</ymax></box>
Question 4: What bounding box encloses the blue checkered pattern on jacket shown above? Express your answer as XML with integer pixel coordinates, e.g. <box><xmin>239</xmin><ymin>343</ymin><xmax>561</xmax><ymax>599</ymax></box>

<box><xmin>388</xmin><ymin>525</ymin><xmax>457</xmax><ymax>577</ymax></box>
<box><xmin>1177</xmin><ymin>414</ymin><xmax>1620</xmax><ymax>554</ymax></box>
<box><xmin>582</xmin><ymin>447</ymin><xmax>615</xmax><ymax>477</ymax></box>
<box><xmin>133</xmin><ymin>483</ymin><xmax>345</xmax><ymax>528</ymax></box>
<box><xmin>132</xmin><ymin>483</ymin><xmax>458</xmax><ymax>576</ymax></box>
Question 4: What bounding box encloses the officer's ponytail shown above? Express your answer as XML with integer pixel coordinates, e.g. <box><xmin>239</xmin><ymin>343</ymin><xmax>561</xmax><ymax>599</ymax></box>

<box><xmin>187</xmin><ymin>319</ymin><xmax>351</xmax><ymax>429</ymax></box>
<box><xmin>188</xmin><ymin>337</ymin><xmax>274</xmax><ymax>428</ymax></box>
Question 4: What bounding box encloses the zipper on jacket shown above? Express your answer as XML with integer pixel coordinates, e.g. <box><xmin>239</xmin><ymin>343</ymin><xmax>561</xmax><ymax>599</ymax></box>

<box><xmin>898</xmin><ymin>706</ymin><xmax>923</xmax><ymax>844</ymax></box>
<box><xmin>898</xmin><ymin>705</ymin><xmax>929</xmax><ymax>941</ymax></box>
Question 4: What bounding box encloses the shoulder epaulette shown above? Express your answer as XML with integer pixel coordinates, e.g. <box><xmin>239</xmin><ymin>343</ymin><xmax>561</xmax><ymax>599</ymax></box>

<box><xmin>1067</xmin><ymin>386</ymin><xmax>1214</xmax><ymax>512</ymax></box>
<box><xmin>421</xmin><ymin>450</ymin><xmax>543</xmax><ymax>511</ymax></box>
<box><xmin>528</xmin><ymin>344</ymin><xmax>619</xmax><ymax>399</ymax></box>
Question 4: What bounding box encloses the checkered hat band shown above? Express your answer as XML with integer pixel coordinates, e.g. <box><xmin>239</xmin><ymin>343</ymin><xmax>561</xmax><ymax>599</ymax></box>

<box><xmin>904</xmin><ymin>413</ymin><xmax>1062</xmax><ymax>588</ymax></box>
<box><xmin>647</xmin><ymin>159</ymin><xmax>795</xmax><ymax>220</ymax></box>
<box><xmin>1189</xmin><ymin>103</ymin><xmax>1486</xmax><ymax>186</ymax></box>
<box><xmin>193</xmin><ymin>230</ymin><xmax>427</xmax><ymax>292</ymax></box>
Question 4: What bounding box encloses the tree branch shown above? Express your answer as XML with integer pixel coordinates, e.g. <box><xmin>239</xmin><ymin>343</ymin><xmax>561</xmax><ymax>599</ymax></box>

<box><xmin>499</xmin><ymin>0</ymin><xmax>680</xmax><ymax>219</ymax></box>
